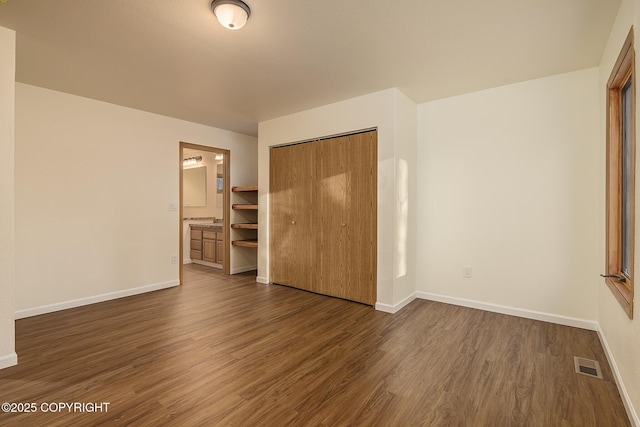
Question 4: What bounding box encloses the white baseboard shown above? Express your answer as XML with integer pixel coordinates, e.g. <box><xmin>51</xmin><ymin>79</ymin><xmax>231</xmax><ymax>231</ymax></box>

<box><xmin>416</xmin><ymin>292</ymin><xmax>598</xmax><ymax>331</ymax></box>
<box><xmin>0</xmin><ymin>352</ymin><xmax>17</xmax><ymax>370</ymax></box>
<box><xmin>183</xmin><ymin>259</ymin><xmax>192</xmax><ymax>264</ymax></box>
<box><xmin>597</xmin><ymin>328</ymin><xmax>640</xmax><ymax>427</ymax></box>
<box><xmin>15</xmin><ymin>280</ymin><xmax>180</xmax><ymax>319</ymax></box>
<box><xmin>230</xmin><ymin>265</ymin><xmax>257</xmax><ymax>275</ymax></box>
<box><xmin>256</xmin><ymin>276</ymin><xmax>269</xmax><ymax>284</ymax></box>
<box><xmin>375</xmin><ymin>292</ymin><xmax>417</xmax><ymax>313</ymax></box>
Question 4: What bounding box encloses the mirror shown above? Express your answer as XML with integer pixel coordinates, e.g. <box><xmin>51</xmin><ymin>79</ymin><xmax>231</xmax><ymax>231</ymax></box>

<box><xmin>183</xmin><ymin>166</ymin><xmax>207</xmax><ymax>207</ymax></box>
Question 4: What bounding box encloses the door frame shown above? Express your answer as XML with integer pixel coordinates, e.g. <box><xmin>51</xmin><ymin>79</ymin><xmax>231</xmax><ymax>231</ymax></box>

<box><xmin>179</xmin><ymin>141</ymin><xmax>231</xmax><ymax>283</ymax></box>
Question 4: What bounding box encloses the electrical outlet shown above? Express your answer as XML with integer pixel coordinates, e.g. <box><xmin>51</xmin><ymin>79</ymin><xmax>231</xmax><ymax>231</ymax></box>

<box><xmin>170</xmin><ymin>255</ymin><xmax>178</xmax><ymax>264</ymax></box>
<box><xmin>463</xmin><ymin>265</ymin><xmax>472</xmax><ymax>278</ymax></box>
<box><xmin>169</xmin><ymin>202</ymin><xmax>178</xmax><ymax>212</ymax></box>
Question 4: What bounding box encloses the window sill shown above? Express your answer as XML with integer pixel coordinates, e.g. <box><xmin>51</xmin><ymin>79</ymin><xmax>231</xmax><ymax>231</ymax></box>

<box><xmin>604</xmin><ymin>277</ymin><xmax>633</xmax><ymax>319</ymax></box>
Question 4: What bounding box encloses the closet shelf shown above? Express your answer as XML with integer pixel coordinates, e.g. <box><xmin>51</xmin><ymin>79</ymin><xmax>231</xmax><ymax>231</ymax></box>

<box><xmin>231</xmin><ymin>223</ymin><xmax>258</xmax><ymax>230</ymax></box>
<box><xmin>232</xmin><ymin>204</ymin><xmax>258</xmax><ymax>210</ymax></box>
<box><xmin>232</xmin><ymin>185</ymin><xmax>258</xmax><ymax>249</ymax></box>
<box><xmin>232</xmin><ymin>186</ymin><xmax>258</xmax><ymax>192</ymax></box>
<box><xmin>232</xmin><ymin>239</ymin><xmax>258</xmax><ymax>248</ymax></box>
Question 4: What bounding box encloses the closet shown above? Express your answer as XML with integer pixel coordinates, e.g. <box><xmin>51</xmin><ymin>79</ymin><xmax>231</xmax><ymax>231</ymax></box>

<box><xmin>270</xmin><ymin>130</ymin><xmax>377</xmax><ymax>305</ymax></box>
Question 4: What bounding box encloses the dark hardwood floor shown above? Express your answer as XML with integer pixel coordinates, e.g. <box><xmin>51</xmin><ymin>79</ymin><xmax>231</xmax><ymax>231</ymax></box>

<box><xmin>0</xmin><ymin>264</ymin><xmax>630</xmax><ymax>426</ymax></box>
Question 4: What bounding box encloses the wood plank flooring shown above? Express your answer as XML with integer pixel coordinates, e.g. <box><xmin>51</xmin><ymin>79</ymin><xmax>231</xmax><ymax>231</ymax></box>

<box><xmin>0</xmin><ymin>264</ymin><xmax>631</xmax><ymax>426</ymax></box>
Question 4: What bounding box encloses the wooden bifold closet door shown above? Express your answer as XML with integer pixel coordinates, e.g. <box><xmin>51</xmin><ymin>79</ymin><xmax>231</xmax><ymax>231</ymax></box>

<box><xmin>270</xmin><ymin>130</ymin><xmax>377</xmax><ymax>305</ymax></box>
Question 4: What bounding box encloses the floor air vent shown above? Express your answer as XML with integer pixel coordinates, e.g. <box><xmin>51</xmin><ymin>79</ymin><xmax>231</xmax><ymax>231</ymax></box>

<box><xmin>574</xmin><ymin>356</ymin><xmax>603</xmax><ymax>379</ymax></box>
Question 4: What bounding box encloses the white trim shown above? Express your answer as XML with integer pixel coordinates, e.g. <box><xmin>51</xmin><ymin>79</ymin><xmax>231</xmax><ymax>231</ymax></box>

<box><xmin>230</xmin><ymin>265</ymin><xmax>258</xmax><ymax>275</ymax></box>
<box><xmin>183</xmin><ymin>259</ymin><xmax>192</xmax><ymax>264</ymax></box>
<box><xmin>0</xmin><ymin>352</ymin><xmax>17</xmax><ymax>370</ymax></box>
<box><xmin>375</xmin><ymin>292</ymin><xmax>417</xmax><ymax>313</ymax></box>
<box><xmin>374</xmin><ymin>302</ymin><xmax>395</xmax><ymax>313</ymax></box>
<box><xmin>597</xmin><ymin>328</ymin><xmax>640</xmax><ymax>427</ymax></box>
<box><xmin>256</xmin><ymin>276</ymin><xmax>269</xmax><ymax>284</ymax></box>
<box><xmin>416</xmin><ymin>292</ymin><xmax>598</xmax><ymax>331</ymax></box>
<box><xmin>15</xmin><ymin>280</ymin><xmax>180</xmax><ymax>319</ymax></box>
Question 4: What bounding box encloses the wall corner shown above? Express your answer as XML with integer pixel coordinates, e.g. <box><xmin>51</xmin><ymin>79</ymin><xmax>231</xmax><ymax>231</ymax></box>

<box><xmin>0</xmin><ymin>25</ymin><xmax>16</xmax><ymax>369</ymax></box>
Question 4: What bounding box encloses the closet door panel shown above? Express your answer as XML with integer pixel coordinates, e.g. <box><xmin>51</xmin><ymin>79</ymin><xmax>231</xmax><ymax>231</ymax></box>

<box><xmin>269</xmin><ymin>143</ymin><xmax>317</xmax><ymax>292</ymax></box>
<box><xmin>317</xmin><ymin>131</ymin><xmax>377</xmax><ymax>305</ymax></box>
<box><xmin>316</xmin><ymin>135</ymin><xmax>348</xmax><ymax>299</ymax></box>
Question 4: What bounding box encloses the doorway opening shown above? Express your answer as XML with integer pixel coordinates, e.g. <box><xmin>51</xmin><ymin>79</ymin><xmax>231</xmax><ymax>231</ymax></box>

<box><xmin>179</xmin><ymin>142</ymin><xmax>231</xmax><ymax>284</ymax></box>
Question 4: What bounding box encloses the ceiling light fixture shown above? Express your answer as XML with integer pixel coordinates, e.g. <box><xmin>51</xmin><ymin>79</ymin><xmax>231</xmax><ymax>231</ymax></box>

<box><xmin>183</xmin><ymin>155</ymin><xmax>203</xmax><ymax>167</ymax></box>
<box><xmin>211</xmin><ymin>0</ymin><xmax>251</xmax><ymax>30</ymax></box>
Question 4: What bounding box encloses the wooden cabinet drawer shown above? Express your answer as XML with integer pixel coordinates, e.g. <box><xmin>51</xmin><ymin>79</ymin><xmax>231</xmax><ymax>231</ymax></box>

<box><xmin>190</xmin><ymin>249</ymin><xmax>202</xmax><ymax>260</ymax></box>
<box><xmin>190</xmin><ymin>229</ymin><xmax>202</xmax><ymax>240</ymax></box>
<box><xmin>203</xmin><ymin>230</ymin><xmax>217</xmax><ymax>240</ymax></box>
<box><xmin>190</xmin><ymin>239</ymin><xmax>202</xmax><ymax>251</ymax></box>
<box><xmin>216</xmin><ymin>232</ymin><xmax>224</xmax><ymax>241</ymax></box>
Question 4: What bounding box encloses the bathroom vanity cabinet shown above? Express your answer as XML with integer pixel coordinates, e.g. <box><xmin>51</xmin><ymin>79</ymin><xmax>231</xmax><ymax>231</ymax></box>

<box><xmin>190</xmin><ymin>225</ymin><xmax>224</xmax><ymax>266</ymax></box>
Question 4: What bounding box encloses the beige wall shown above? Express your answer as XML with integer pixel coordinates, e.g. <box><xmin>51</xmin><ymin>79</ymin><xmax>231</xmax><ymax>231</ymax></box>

<box><xmin>598</xmin><ymin>0</ymin><xmax>640</xmax><ymax>424</ymax></box>
<box><xmin>14</xmin><ymin>83</ymin><xmax>257</xmax><ymax>316</ymax></box>
<box><xmin>417</xmin><ymin>68</ymin><xmax>600</xmax><ymax>324</ymax></box>
<box><xmin>0</xmin><ymin>26</ymin><xmax>16</xmax><ymax>369</ymax></box>
<box><xmin>257</xmin><ymin>88</ymin><xmax>417</xmax><ymax>309</ymax></box>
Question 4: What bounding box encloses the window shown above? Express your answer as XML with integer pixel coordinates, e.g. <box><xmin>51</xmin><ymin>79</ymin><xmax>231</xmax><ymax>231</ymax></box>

<box><xmin>605</xmin><ymin>27</ymin><xmax>635</xmax><ymax>319</ymax></box>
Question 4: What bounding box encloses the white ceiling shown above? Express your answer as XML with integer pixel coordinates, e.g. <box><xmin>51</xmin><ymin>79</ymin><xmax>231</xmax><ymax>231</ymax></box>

<box><xmin>0</xmin><ymin>0</ymin><xmax>621</xmax><ymax>136</ymax></box>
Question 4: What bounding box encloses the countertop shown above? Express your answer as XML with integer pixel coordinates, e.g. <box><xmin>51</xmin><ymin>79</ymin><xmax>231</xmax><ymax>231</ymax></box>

<box><xmin>190</xmin><ymin>224</ymin><xmax>223</xmax><ymax>229</ymax></box>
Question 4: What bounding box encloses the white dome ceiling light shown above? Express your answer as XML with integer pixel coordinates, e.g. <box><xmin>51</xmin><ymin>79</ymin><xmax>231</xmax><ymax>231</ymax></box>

<box><xmin>211</xmin><ymin>0</ymin><xmax>251</xmax><ymax>30</ymax></box>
